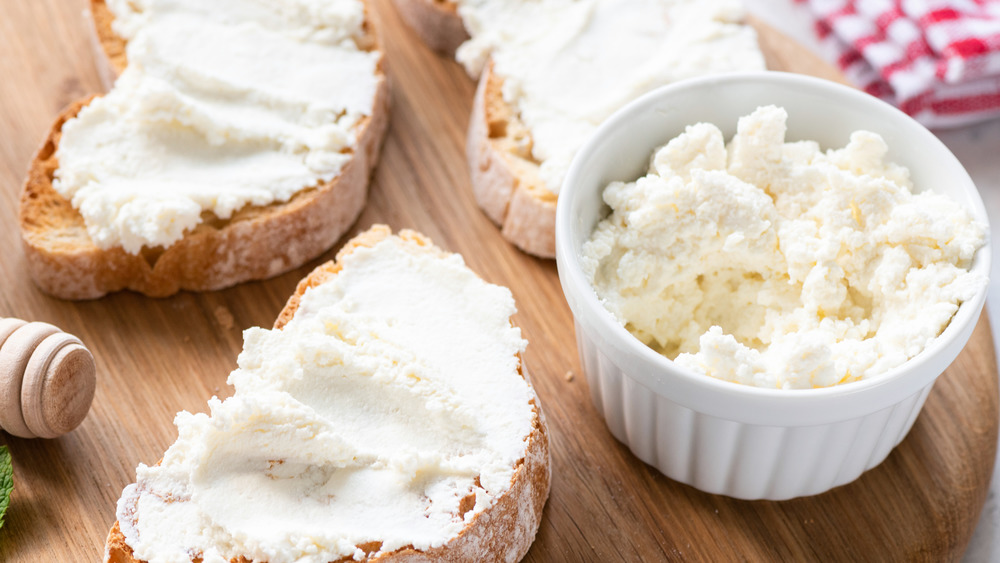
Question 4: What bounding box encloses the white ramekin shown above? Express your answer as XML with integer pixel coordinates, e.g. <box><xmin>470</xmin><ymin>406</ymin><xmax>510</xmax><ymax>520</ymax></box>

<box><xmin>555</xmin><ymin>72</ymin><xmax>991</xmax><ymax>500</ymax></box>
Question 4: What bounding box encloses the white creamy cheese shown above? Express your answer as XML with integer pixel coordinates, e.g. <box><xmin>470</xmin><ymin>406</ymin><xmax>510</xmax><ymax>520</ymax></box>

<box><xmin>53</xmin><ymin>0</ymin><xmax>380</xmax><ymax>253</ymax></box>
<box><xmin>583</xmin><ymin>106</ymin><xmax>987</xmax><ymax>389</ymax></box>
<box><xmin>454</xmin><ymin>0</ymin><xmax>766</xmax><ymax>194</ymax></box>
<box><xmin>116</xmin><ymin>236</ymin><xmax>536</xmax><ymax>562</ymax></box>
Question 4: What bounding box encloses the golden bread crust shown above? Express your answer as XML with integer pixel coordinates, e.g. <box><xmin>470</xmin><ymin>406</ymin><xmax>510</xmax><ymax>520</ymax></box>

<box><xmin>105</xmin><ymin>226</ymin><xmax>551</xmax><ymax>563</ymax></box>
<box><xmin>90</xmin><ymin>0</ymin><xmax>127</xmax><ymax>75</ymax></box>
<box><xmin>467</xmin><ymin>64</ymin><xmax>556</xmax><ymax>259</ymax></box>
<box><xmin>392</xmin><ymin>1</ymin><xmax>556</xmax><ymax>258</ymax></box>
<box><xmin>19</xmin><ymin>1</ymin><xmax>390</xmax><ymax>299</ymax></box>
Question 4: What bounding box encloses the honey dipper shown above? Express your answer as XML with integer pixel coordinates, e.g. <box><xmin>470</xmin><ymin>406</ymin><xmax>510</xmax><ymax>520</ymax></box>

<box><xmin>0</xmin><ymin>318</ymin><xmax>96</xmax><ymax>438</ymax></box>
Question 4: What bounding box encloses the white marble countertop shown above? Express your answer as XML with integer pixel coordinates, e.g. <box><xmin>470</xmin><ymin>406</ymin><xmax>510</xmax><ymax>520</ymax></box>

<box><xmin>744</xmin><ymin>1</ymin><xmax>1000</xmax><ymax>560</ymax></box>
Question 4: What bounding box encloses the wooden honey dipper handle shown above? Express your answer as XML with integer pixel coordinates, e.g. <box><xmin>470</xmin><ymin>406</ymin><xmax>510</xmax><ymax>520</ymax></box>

<box><xmin>0</xmin><ymin>318</ymin><xmax>96</xmax><ymax>439</ymax></box>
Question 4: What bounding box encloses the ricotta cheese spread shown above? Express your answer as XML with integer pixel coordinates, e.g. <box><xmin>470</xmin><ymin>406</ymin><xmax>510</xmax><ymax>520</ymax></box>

<box><xmin>116</xmin><ymin>236</ymin><xmax>537</xmax><ymax>562</ymax></box>
<box><xmin>454</xmin><ymin>0</ymin><xmax>766</xmax><ymax>194</ymax></box>
<box><xmin>582</xmin><ymin>106</ymin><xmax>987</xmax><ymax>389</ymax></box>
<box><xmin>53</xmin><ymin>0</ymin><xmax>380</xmax><ymax>253</ymax></box>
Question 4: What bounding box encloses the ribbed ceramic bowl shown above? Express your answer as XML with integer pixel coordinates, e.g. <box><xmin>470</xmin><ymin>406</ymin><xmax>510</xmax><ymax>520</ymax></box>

<box><xmin>555</xmin><ymin>72</ymin><xmax>990</xmax><ymax>500</ymax></box>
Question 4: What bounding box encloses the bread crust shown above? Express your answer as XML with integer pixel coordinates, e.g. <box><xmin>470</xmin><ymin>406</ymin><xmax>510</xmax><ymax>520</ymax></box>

<box><xmin>390</xmin><ymin>0</ymin><xmax>468</xmax><ymax>57</ymax></box>
<box><xmin>467</xmin><ymin>64</ymin><xmax>557</xmax><ymax>259</ymax></box>
<box><xmin>392</xmin><ymin>0</ymin><xmax>557</xmax><ymax>258</ymax></box>
<box><xmin>88</xmin><ymin>0</ymin><xmax>126</xmax><ymax>88</ymax></box>
<box><xmin>20</xmin><ymin>1</ymin><xmax>390</xmax><ymax>299</ymax></box>
<box><xmin>104</xmin><ymin>225</ymin><xmax>551</xmax><ymax>563</ymax></box>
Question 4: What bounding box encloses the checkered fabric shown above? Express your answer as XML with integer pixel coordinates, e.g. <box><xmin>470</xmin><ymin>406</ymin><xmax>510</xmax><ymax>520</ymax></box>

<box><xmin>797</xmin><ymin>0</ymin><xmax>1000</xmax><ymax>127</ymax></box>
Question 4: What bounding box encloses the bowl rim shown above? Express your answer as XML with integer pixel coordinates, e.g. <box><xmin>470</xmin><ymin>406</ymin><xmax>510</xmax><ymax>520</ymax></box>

<box><xmin>555</xmin><ymin>71</ymin><xmax>991</xmax><ymax>421</ymax></box>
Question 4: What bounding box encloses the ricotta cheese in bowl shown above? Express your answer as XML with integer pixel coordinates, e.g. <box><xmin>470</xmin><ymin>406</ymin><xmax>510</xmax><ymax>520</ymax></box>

<box><xmin>555</xmin><ymin>72</ymin><xmax>990</xmax><ymax>499</ymax></box>
<box><xmin>582</xmin><ymin>105</ymin><xmax>987</xmax><ymax>389</ymax></box>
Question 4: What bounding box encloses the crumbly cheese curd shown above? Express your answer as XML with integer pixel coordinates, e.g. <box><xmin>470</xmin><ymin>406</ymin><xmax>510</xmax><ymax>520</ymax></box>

<box><xmin>454</xmin><ymin>0</ymin><xmax>765</xmax><ymax>194</ymax></box>
<box><xmin>53</xmin><ymin>0</ymin><xmax>380</xmax><ymax>253</ymax></box>
<box><xmin>116</xmin><ymin>236</ymin><xmax>537</xmax><ymax>562</ymax></box>
<box><xmin>582</xmin><ymin>106</ymin><xmax>987</xmax><ymax>389</ymax></box>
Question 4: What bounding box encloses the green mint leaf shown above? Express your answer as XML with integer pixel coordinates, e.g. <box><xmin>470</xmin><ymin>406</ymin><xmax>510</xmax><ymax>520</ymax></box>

<box><xmin>0</xmin><ymin>445</ymin><xmax>12</xmax><ymax>530</ymax></box>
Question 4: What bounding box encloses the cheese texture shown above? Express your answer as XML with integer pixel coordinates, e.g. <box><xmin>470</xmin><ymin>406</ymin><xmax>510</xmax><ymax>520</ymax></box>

<box><xmin>116</xmin><ymin>236</ymin><xmax>537</xmax><ymax>562</ymax></box>
<box><xmin>53</xmin><ymin>0</ymin><xmax>380</xmax><ymax>253</ymax></box>
<box><xmin>582</xmin><ymin>106</ymin><xmax>987</xmax><ymax>389</ymax></box>
<box><xmin>454</xmin><ymin>0</ymin><xmax>765</xmax><ymax>194</ymax></box>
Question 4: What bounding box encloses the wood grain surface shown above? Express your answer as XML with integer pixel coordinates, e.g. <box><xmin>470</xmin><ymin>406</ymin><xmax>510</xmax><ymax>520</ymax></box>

<box><xmin>0</xmin><ymin>1</ymin><xmax>997</xmax><ymax>561</ymax></box>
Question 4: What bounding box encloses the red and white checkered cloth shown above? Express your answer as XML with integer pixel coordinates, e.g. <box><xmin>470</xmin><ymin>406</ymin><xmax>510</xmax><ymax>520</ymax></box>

<box><xmin>797</xmin><ymin>0</ymin><xmax>1000</xmax><ymax>128</ymax></box>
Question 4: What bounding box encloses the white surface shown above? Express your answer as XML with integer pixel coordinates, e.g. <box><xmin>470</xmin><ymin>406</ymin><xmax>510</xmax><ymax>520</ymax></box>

<box><xmin>555</xmin><ymin>72</ymin><xmax>989</xmax><ymax>500</ymax></box>
<box><xmin>745</xmin><ymin>0</ymin><xmax>1000</xmax><ymax>558</ymax></box>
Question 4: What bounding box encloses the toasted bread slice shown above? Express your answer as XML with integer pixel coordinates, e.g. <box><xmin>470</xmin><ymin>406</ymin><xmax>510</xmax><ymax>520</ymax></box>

<box><xmin>20</xmin><ymin>1</ymin><xmax>390</xmax><ymax>299</ymax></box>
<box><xmin>392</xmin><ymin>0</ymin><xmax>556</xmax><ymax>258</ymax></box>
<box><xmin>104</xmin><ymin>225</ymin><xmax>551</xmax><ymax>563</ymax></box>
<box><xmin>467</xmin><ymin>62</ymin><xmax>557</xmax><ymax>258</ymax></box>
<box><xmin>396</xmin><ymin>1</ymin><xmax>771</xmax><ymax>259</ymax></box>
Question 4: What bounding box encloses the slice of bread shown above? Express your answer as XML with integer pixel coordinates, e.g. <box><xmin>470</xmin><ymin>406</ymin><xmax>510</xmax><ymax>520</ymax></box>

<box><xmin>467</xmin><ymin>62</ymin><xmax>557</xmax><ymax>258</ymax></box>
<box><xmin>396</xmin><ymin>1</ymin><xmax>770</xmax><ymax>259</ymax></box>
<box><xmin>19</xmin><ymin>1</ymin><xmax>390</xmax><ymax>299</ymax></box>
<box><xmin>390</xmin><ymin>1</ymin><xmax>556</xmax><ymax>258</ymax></box>
<box><xmin>104</xmin><ymin>225</ymin><xmax>551</xmax><ymax>563</ymax></box>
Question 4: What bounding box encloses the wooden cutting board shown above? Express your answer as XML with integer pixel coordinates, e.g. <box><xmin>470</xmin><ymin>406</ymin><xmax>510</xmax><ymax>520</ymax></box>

<box><xmin>0</xmin><ymin>1</ymin><xmax>996</xmax><ymax>560</ymax></box>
